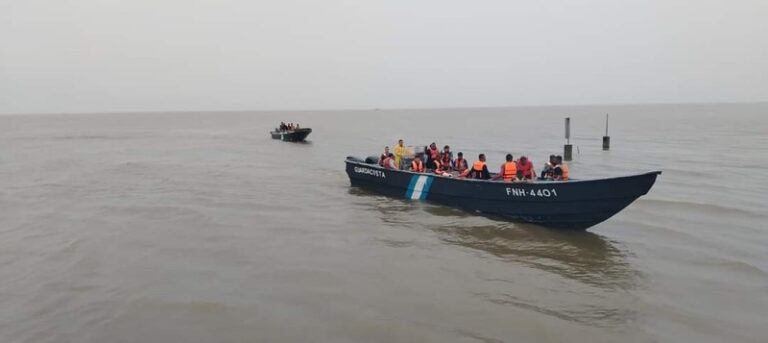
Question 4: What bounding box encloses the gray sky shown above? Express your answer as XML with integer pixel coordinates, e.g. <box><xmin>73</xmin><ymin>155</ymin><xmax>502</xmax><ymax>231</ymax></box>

<box><xmin>1</xmin><ymin>0</ymin><xmax>767</xmax><ymax>114</ymax></box>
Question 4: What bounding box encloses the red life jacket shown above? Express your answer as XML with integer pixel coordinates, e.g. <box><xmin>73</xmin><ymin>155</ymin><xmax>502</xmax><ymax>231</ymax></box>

<box><xmin>411</xmin><ymin>159</ymin><xmax>425</xmax><ymax>172</ymax></box>
<box><xmin>383</xmin><ymin>157</ymin><xmax>394</xmax><ymax>169</ymax></box>
<box><xmin>429</xmin><ymin>147</ymin><xmax>439</xmax><ymax>160</ymax></box>
<box><xmin>454</xmin><ymin>158</ymin><xmax>468</xmax><ymax>172</ymax></box>
<box><xmin>440</xmin><ymin>152</ymin><xmax>451</xmax><ymax>167</ymax></box>
<box><xmin>517</xmin><ymin>160</ymin><xmax>533</xmax><ymax>179</ymax></box>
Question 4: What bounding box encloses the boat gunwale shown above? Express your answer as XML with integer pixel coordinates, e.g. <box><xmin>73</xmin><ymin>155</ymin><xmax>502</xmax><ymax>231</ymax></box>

<box><xmin>345</xmin><ymin>156</ymin><xmax>661</xmax><ymax>185</ymax></box>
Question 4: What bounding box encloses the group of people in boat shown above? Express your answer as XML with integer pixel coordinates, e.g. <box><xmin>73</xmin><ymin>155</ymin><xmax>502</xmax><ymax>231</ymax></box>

<box><xmin>277</xmin><ymin>122</ymin><xmax>301</xmax><ymax>131</ymax></box>
<box><xmin>378</xmin><ymin>139</ymin><xmax>569</xmax><ymax>182</ymax></box>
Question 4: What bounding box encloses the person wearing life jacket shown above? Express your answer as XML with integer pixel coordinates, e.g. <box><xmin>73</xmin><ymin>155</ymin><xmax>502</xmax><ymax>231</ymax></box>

<box><xmin>379</xmin><ymin>146</ymin><xmax>390</xmax><ymax>167</ymax></box>
<box><xmin>516</xmin><ymin>156</ymin><xmax>536</xmax><ymax>180</ymax></box>
<box><xmin>410</xmin><ymin>155</ymin><xmax>425</xmax><ymax>173</ymax></box>
<box><xmin>493</xmin><ymin>154</ymin><xmax>518</xmax><ymax>182</ymax></box>
<box><xmin>438</xmin><ymin>145</ymin><xmax>453</xmax><ymax>172</ymax></box>
<box><xmin>382</xmin><ymin>153</ymin><xmax>398</xmax><ymax>170</ymax></box>
<box><xmin>453</xmin><ymin>152</ymin><xmax>469</xmax><ymax>174</ymax></box>
<box><xmin>540</xmin><ymin>154</ymin><xmax>556</xmax><ymax>180</ymax></box>
<box><xmin>553</xmin><ymin>155</ymin><xmax>569</xmax><ymax>181</ymax></box>
<box><xmin>424</xmin><ymin>142</ymin><xmax>441</xmax><ymax>170</ymax></box>
<box><xmin>460</xmin><ymin>153</ymin><xmax>491</xmax><ymax>179</ymax></box>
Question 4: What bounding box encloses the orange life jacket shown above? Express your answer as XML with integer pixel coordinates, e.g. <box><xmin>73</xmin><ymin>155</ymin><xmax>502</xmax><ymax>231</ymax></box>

<box><xmin>560</xmin><ymin>163</ymin><xmax>569</xmax><ymax>180</ymax></box>
<box><xmin>411</xmin><ymin>159</ymin><xmax>425</xmax><ymax>172</ymax></box>
<box><xmin>502</xmin><ymin>162</ymin><xmax>517</xmax><ymax>181</ymax></box>
<box><xmin>461</xmin><ymin>160</ymin><xmax>485</xmax><ymax>178</ymax></box>
<box><xmin>473</xmin><ymin>161</ymin><xmax>485</xmax><ymax>171</ymax></box>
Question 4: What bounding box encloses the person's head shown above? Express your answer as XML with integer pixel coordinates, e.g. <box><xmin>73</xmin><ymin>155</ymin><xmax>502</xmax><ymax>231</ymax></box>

<box><xmin>384</xmin><ymin>146</ymin><xmax>389</xmax><ymax>153</ymax></box>
<box><xmin>506</xmin><ymin>154</ymin><xmax>514</xmax><ymax>162</ymax></box>
<box><xmin>549</xmin><ymin>154</ymin><xmax>556</xmax><ymax>163</ymax></box>
<box><xmin>457</xmin><ymin>152</ymin><xmax>463</xmax><ymax>159</ymax></box>
<box><xmin>414</xmin><ymin>155</ymin><xmax>421</xmax><ymax>161</ymax></box>
<box><xmin>520</xmin><ymin>156</ymin><xmax>528</xmax><ymax>164</ymax></box>
<box><xmin>556</xmin><ymin>155</ymin><xmax>563</xmax><ymax>164</ymax></box>
<box><xmin>443</xmin><ymin>145</ymin><xmax>450</xmax><ymax>151</ymax></box>
<box><xmin>398</xmin><ymin>139</ymin><xmax>404</xmax><ymax>146</ymax></box>
<box><xmin>388</xmin><ymin>153</ymin><xmax>394</xmax><ymax>158</ymax></box>
<box><xmin>479</xmin><ymin>153</ymin><xmax>486</xmax><ymax>162</ymax></box>
<box><xmin>430</xmin><ymin>142</ymin><xmax>436</xmax><ymax>149</ymax></box>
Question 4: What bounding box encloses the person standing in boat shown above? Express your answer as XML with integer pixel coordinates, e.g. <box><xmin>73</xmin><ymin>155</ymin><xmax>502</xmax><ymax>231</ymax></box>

<box><xmin>393</xmin><ymin>139</ymin><xmax>409</xmax><ymax>169</ymax></box>
<box><xmin>553</xmin><ymin>155</ymin><xmax>569</xmax><ymax>181</ymax></box>
<box><xmin>493</xmin><ymin>154</ymin><xmax>518</xmax><ymax>182</ymax></box>
<box><xmin>516</xmin><ymin>156</ymin><xmax>536</xmax><ymax>181</ymax></box>
<box><xmin>453</xmin><ymin>152</ymin><xmax>469</xmax><ymax>174</ymax></box>
<box><xmin>460</xmin><ymin>154</ymin><xmax>491</xmax><ymax>179</ymax></box>
<box><xmin>379</xmin><ymin>146</ymin><xmax>390</xmax><ymax>167</ymax></box>
<box><xmin>382</xmin><ymin>153</ymin><xmax>398</xmax><ymax>170</ymax></box>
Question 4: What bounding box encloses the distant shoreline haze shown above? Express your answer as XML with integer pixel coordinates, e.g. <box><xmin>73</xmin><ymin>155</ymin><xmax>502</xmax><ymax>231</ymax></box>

<box><xmin>2</xmin><ymin>1</ymin><xmax>767</xmax><ymax>114</ymax></box>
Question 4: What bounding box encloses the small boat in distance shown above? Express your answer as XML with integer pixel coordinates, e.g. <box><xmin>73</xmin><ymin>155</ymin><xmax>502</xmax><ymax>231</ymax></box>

<box><xmin>345</xmin><ymin>155</ymin><xmax>661</xmax><ymax>230</ymax></box>
<box><xmin>271</xmin><ymin>122</ymin><xmax>311</xmax><ymax>142</ymax></box>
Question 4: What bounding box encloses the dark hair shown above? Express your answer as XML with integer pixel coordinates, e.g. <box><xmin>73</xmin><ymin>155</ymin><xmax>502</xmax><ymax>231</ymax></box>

<box><xmin>506</xmin><ymin>154</ymin><xmax>513</xmax><ymax>161</ymax></box>
<box><xmin>388</xmin><ymin>153</ymin><xmax>394</xmax><ymax>158</ymax></box>
<box><xmin>457</xmin><ymin>152</ymin><xmax>463</xmax><ymax>156</ymax></box>
<box><xmin>479</xmin><ymin>153</ymin><xmax>486</xmax><ymax>160</ymax></box>
<box><xmin>444</xmin><ymin>145</ymin><xmax>450</xmax><ymax>149</ymax></box>
<box><xmin>550</xmin><ymin>154</ymin><xmax>556</xmax><ymax>159</ymax></box>
<box><xmin>556</xmin><ymin>155</ymin><xmax>563</xmax><ymax>162</ymax></box>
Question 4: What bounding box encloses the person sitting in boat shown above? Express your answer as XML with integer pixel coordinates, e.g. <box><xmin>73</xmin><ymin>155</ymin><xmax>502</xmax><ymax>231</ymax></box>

<box><xmin>279</xmin><ymin>122</ymin><xmax>287</xmax><ymax>131</ymax></box>
<box><xmin>553</xmin><ymin>155</ymin><xmax>569</xmax><ymax>181</ymax></box>
<box><xmin>453</xmin><ymin>152</ymin><xmax>468</xmax><ymax>174</ymax></box>
<box><xmin>516</xmin><ymin>156</ymin><xmax>536</xmax><ymax>181</ymax></box>
<box><xmin>438</xmin><ymin>145</ymin><xmax>453</xmax><ymax>172</ymax></box>
<box><xmin>382</xmin><ymin>153</ymin><xmax>398</xmax><ymax>170</ymax></box>
<box><xmin>460</xmin><ymin>153</ymin><xmax>491</xmax><ymax>179</ymax></box>
<box><xmin>410</xmin><ymin>155</ymin><xmax>425</xmax><ymax>173</ymax></box>
<box><xmin>540</xmin><ymin>154</ymin><xmax>556</xmax><ymax>180</ymax></box>
<box><xmin>492</xmin><ymin>154</ymin><xmax>518</xmax><ymax>182</ymax></box>
<box><xmin>379</xmin><ymin>146</ymin><xmax>390</xmax><ymax>167</ymax></box>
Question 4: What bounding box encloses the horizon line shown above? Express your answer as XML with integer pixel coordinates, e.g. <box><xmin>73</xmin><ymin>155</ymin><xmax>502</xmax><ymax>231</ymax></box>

<box><xmin>1</xmin><ymin>100</ymin><xmax>766</xmax><ymax>116</ymax></box>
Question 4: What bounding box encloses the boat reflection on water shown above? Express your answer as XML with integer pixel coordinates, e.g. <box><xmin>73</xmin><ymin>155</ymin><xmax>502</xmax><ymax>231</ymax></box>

<box><xmin>351</xmin><ymin>188</ymin><xmax>633</xmax><ymax>287</ymax></box>
<box><xmin>349</xmin><ymin>188</ymin><xmax>641</xmax><ymax>328</ymax></box>
<box><xmin>424</xmin><ymin>206</ymin><xmax>636</xmax><ymax>291</ymax></box>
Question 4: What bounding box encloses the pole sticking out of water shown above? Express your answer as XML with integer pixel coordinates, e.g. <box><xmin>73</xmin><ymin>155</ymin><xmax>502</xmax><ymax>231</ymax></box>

<box><xmin>564</xmin><ymin>117</ymin><xmax>573</xmax><ymax>161</ymax></box>
<box><xmin>602</xmin><ymin>113</ymin><xmax>611</xmax><ymax>151</ymax></box>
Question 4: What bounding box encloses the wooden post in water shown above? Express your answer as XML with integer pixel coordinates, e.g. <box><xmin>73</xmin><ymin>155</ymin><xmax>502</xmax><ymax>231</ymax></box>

<box><xmin>602</xmin><ymin>113</ymin><xmax>611</xmax><ymax>151</ymax></box>
<box><xmin>564</xmin><ymin>117</ymin><xmax>573</xmax><ymax>161</ymax></box>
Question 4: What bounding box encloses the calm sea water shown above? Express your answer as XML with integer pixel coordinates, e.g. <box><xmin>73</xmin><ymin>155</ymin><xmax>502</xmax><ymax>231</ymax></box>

<box><xmin>1</xmin><ymin>104</ymin><xmax>767</xmax><ymax>343</ymax></box>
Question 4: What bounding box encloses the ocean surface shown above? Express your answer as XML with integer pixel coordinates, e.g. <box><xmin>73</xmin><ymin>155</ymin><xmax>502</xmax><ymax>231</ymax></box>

<box><xmin>1</xmin><ymin>103</ymin><xmax>767</xmax><ymax>343</ymax></box>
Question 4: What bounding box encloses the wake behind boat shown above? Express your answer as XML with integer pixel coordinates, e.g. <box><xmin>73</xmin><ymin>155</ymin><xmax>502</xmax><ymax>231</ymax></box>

<box><xmin>345</xmin><ymin>155</ymin><xmax>661</xmax><ymax>230</ymax></box>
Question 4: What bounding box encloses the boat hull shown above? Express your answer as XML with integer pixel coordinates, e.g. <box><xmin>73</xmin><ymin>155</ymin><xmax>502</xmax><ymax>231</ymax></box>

<box><xmin>345</xmin><ymin>157</ymin><xmax>660</xmax><ymax>230</ymax></box>
<box><xmin>270</xmin><ymin>128</ymin><xmax>312</xmax><ymax>142</ymax></box>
